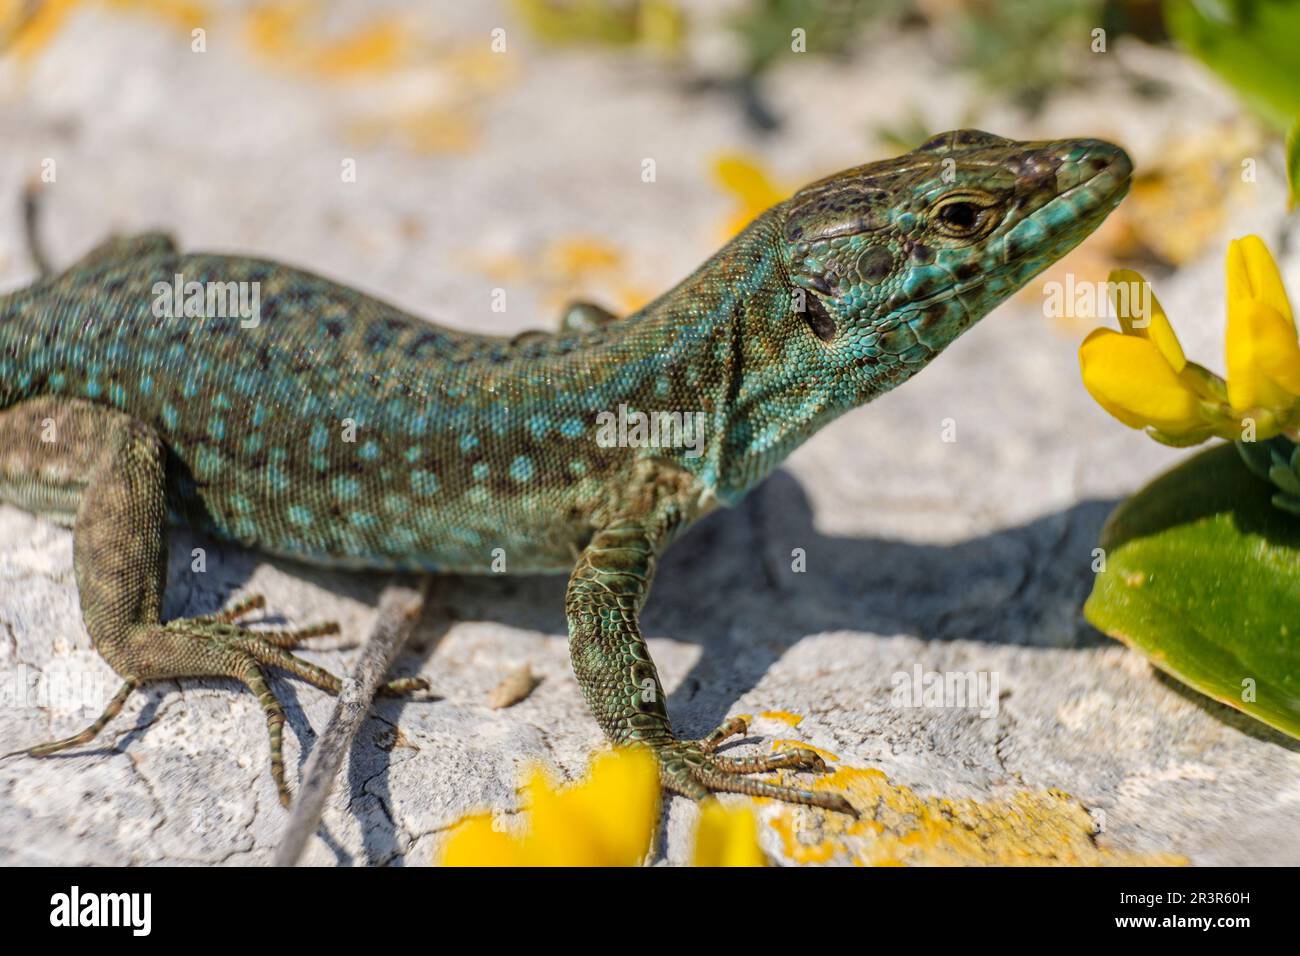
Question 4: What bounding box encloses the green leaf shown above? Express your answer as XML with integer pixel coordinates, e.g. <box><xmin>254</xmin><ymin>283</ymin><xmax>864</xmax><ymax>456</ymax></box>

<box><xmin>1164</xmin><ymin>0</ymin><xmax>1300</xmax><ymax>134</ymax></box>
<box><xmin>1085</xmin><ymin>443</ymin><xmax>1300</xmax><ymax>739</ymax></box>
<box><xmin>1268</xmin><ymin>460</ymin><xmax>1300</xmax><ymax>496</ymax></box>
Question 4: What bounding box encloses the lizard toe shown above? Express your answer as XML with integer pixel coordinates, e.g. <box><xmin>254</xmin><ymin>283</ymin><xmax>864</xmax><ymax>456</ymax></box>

<box><xmin>652</xmin><ymin>738</ymin><xmax>856</xmax><ymax>817</ymax></box>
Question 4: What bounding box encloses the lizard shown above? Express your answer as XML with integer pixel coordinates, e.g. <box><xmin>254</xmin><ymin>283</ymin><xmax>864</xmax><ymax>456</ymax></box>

<box><xmin>0</xmin><ymin>129</ymin><xmax>1131</xmax><ymax>817</ymax></box>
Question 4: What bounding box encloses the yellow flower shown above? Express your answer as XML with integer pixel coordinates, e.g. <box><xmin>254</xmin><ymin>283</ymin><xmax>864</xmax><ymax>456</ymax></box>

<box><xmin>437</xmin><ymin>747</ymin><xmax>660</xmax><ymax>867</ymax></box>
<box><xmin>1078</xmin><ymin>270</ymin><xmax>1209</xmax><ymax>437</ymax></box>
<box><xmin>1080</xmin><ymin>238</ymin><xmax>1300</xmax><ymax>445</ymax></box>
<box><xmin>691</xmin><ymin>802</ymin><xmax>767</xmax><ymax>867</ymax></box>
<box><xmin>1225</xmin><ymin>235</ymin><xmax>1300</xmax><ymax>413</ymax></box>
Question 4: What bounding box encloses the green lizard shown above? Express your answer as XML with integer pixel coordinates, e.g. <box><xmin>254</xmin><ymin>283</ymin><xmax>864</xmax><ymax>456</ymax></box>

<box><xmin>0</xmin><ymin>130</ymin><xmax>1130</xmax><ymax>816</ymax></box>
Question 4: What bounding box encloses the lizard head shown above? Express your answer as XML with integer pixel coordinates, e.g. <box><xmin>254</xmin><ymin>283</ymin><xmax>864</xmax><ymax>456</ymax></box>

<box><xmin>778</xmin><ymin>129</ymin><xmax>1131</xmax><ymax>399</ymax></box>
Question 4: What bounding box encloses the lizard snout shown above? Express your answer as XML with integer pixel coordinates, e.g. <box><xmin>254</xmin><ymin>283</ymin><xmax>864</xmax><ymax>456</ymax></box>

<box><xmin>1055</xmin><ymin>138</ymin><xmax>1133</xmax><ymax>205</ymax></box>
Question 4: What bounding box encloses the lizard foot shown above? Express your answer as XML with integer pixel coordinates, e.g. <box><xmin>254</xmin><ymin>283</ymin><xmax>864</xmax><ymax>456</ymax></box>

<box><xmin>5</xmin><ymin>595</ymin><xmax>428</xmax><ymax>806</ymax></box>
<box><xmin>653</xmin><ymin>717</ymin><xmax>858</xmax><ymax>817</ymax></box>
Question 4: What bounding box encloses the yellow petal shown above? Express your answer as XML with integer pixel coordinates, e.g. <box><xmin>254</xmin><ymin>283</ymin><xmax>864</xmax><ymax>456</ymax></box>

<box><xmin>712</xmin><ymin>154</ymin><xmax>786</xmax><ymax>207</ymax></box>
<box><xmin>1225</xmin><ymin>299</ymin><xmax>1300</xmax><ymax>412</ymax></box>
<box><xmin>1079</xmin><ymin>328</ymin><xmax>1203</xmax><ymax>433</ymax></box>
<box><xmin>1227</xmin><ymin>235</ymin><xmax>1294</xmax><ymax>332</ymax></box>
<box><xmin>524</xmin><ymin>764</ymin><xmax>609</xmax><ymax>866</ymax></box>
<box><xmin>438</xmin><ymin>813</ymin><xmax>526</xmax><ymax>867</ymax></box>
<box><xmin>558</xmin><ymin>748</ymin><xmax>660</xmax><ymax>866</ymax></box>
<box><xmin>436</xmin><ymin>750</ymin><xmax>660</xmax><ymax>868</ymax></box>
<box><xmin>1107</xmin><ymin>268</ymin><xmax>1186</xmax><ymax>372</ymax></box>
<box><xmin>525</xmin><ymin>750</ymin><xmax>659</xmax><ymax>866</ymax></box>
<box><xmin>714</xmin><ymin>154</ymin><xmax>790</xmax><ymax>239</ymax></box>
<box><xmin>692</xmin><ymin>802</ymin><xmax>767</xmax><ymax>867</ymax></box>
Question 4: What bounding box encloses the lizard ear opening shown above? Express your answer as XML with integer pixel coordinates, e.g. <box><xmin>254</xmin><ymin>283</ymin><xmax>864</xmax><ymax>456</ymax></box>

<box><xmin>801</xmin><ymin>294</ymin><xmax>837</xmax><ymax>343</ymax></box>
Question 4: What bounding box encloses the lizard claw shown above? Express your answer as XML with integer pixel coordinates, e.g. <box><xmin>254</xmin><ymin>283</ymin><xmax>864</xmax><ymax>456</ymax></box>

<box><xmin>651</xmin><ymin>718</ymin><xmax>857</xmax><ymax>817</ymax></box>
<box><xmin>6</xmin><ymin>597</ymin><xmax>425</xmax><ymax>807</ymax></box>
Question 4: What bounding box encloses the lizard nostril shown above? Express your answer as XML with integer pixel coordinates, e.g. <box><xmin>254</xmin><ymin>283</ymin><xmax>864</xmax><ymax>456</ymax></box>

<box><xmin>1077</xmin><ymin>142</ymin><xmax>1133</xmax><ymax>182</ymax></box>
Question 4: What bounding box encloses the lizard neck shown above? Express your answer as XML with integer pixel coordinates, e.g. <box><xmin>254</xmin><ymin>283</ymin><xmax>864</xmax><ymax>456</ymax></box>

<box><xmin>626</xmin><ymin>211</ymin><xmax>858</xmax><ymax>505</ymax></box>
<box><xmin>713</xmin><ymin>291</ymin><xmax>859</xmax><ymax>503</ymax></box>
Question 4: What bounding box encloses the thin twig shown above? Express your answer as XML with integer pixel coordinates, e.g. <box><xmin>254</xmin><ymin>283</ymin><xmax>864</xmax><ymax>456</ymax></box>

<box><xmin>272</xmin><ymin>577</ymin><xmax>429</xmax><ymax>867</ymax></box>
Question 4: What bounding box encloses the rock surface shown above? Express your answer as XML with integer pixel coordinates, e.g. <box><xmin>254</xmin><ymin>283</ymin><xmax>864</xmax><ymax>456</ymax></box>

<box><xmin>1</xmin><ymin>2</ymin><xmax>1296</xmax><ymax>866</ymax></box>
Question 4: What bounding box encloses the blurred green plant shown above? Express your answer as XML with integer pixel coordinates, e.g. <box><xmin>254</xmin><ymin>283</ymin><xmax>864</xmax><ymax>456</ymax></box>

<box><xmin>1165</xmin><ymin>0</ymin><xmax>1300</xmax><ymax>204</ymax></box>
<box><xmin>928</xmin><ymin>0</ymin><xmax>1167</xmax><ymax>114</ymax></box>
<box><xmin>1164</xmin><ymin>0</ymin><xmax>1300</xmax><ymax>134</ymax></box>
<box><xmin>727</xmin><ymin>0</ymin><xmax>894</xmax><ymax>76</ymax></box>
<box><xmin>949</xmin><ymin>0</ymin><xmax>1107</xmax><ymax>112</ymax></box>
<box><xmin>511</xmin><ymin>0</ymin><xmax>685</xmax><ymax>54</ymax></box>
<box><xmin>723</xmin><ymin>0</ymin><xmax>895</xmax><ymax>131</ymax></box>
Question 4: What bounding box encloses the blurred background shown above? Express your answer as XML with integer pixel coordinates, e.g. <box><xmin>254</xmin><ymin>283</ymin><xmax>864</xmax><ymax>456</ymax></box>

<box><xmin>1</xmin><ymin>1</ymin><xmax>1298</xmax><ymax>866</ymax></box>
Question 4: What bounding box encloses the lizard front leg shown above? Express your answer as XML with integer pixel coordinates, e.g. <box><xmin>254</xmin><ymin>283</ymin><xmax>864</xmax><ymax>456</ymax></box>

<box><xmin>0</xmin><ymin>397</ymin><xmax>425</xmax><ymax>805</ymax></box>
<box><xmin>565</xmin><ymin>510</ymin><xmax>857</xmax><ymax>816</ymax></box>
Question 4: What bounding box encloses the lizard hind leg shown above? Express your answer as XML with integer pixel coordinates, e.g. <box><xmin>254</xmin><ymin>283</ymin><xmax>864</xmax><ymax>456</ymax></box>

<box><xmin>0</xmin><ymin>397</ymin><xmax>426</xmax><ymax>806</ymax></box>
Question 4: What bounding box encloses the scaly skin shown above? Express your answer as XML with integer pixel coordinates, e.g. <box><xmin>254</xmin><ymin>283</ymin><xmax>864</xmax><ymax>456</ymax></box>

<box><xmin>0</xmin><ymin>130</ymin><xmax>1131</xmax><ymax>814</ymax></box>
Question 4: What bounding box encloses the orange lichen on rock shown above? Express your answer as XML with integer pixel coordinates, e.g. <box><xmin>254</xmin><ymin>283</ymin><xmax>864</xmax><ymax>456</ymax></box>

<box><xmin>763</xmin><ymin>763</ymin><xmax>1186</xmax><ymax>866</ymax></box>
<box><xmin>769</xmin><ymin>738</ymin><xmax>838</xmax><ymax>763</ymax></box>
<box><xmin>3</xmin><ymin>0</ymin><xmax>208</xmax><ymax>62</ymax></box>
<box><xmin>244</xmin><ymin>0</ymin><xmax>404</xmax><ymax>77</ymax></box>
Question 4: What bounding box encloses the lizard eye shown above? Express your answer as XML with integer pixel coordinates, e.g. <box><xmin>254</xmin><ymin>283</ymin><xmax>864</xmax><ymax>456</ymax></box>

<box><xmin>939</xmin><ymin>202</ymin><xmax>978</xmax><ymax>230</ymax></box>
<box><xmin>801</xmin><ymin>293</ymin><xmax>837</xmax><ymax>343</ymax></box>
<box><xmin>931</xmin><ymin>193</ymin><xmax>1000</xmax><ymax>239</ymax></box>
